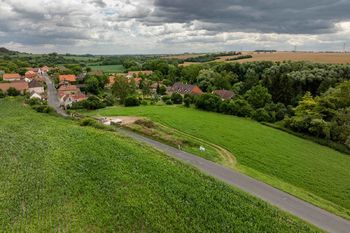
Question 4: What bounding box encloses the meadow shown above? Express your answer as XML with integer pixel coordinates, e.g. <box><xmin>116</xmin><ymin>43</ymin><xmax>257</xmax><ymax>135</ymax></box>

<box><xmin>89</xmin><ymin>105</ymin><xmax>350</xmax><ymax>219</ymax></box>
<box><xmin>88</xmin><ymin>64</ymin><xmax>125</xmax><ymax>73</ymax></box>
<box><xmin>0</xmin><ymin>98</ymin><xmax>319</xmax><ymax>232</ymax></box>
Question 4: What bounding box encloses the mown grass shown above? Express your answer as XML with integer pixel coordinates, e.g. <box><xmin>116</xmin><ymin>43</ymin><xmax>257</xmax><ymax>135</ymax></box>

<box><xmin>88</xmin><ymin>105</ymin><xmax>350</xmax><ymax>220</ymax></box>
<box><xmin>0</xmin><ymin>98</ymin><xmax>319</xmax><ymax>232</ymax></box>
<box><xmin>89</xmin><ymin>65</ymin><xmax>125</xmax><ymax>73</ymax></box>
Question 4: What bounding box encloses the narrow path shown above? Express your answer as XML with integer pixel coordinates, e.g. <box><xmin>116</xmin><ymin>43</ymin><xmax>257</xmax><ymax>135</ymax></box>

<box><xmin>43</xmin><ymin>74</ymin><xmax>68</xmax><ymax>117</ymax></box>
<box><xmin>118</xmin><ymin>128</ymin><xmax>350</xmax><ymax>233</ymax></box>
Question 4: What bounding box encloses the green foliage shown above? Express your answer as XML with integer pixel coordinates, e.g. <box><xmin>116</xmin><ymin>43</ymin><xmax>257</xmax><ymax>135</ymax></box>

<box><xmin>195</xmin><ymin>93</ymin><xmax>222</xmax><ymax>112</ymax></box>
<box><xmin>0</xmin><ymin>98</ymin><xmax>318</xmax><ymax>232</ymax></box>
<box><xmin>253</xmin><ymin>108</ymin><xmax>272</xmax><ymax>122</ymax></box>
<box><xmin>90</xmin><ymin>105</ymin><xmax>350</xmax><ymax>219</ymax></box>
<box><xmin>112</xmin><ymin>75</ymin><xmax>136</xmax><ymax>104</ymax></box>
<box><xmin>0</xmin><ymin>89</ymin><xmax>5</xmax><ymax>98</ymax></box>
<box><xmin>156</xmin><ymin>84</ymin><xmax>167</xmax><ymax>95</ymax></box>
<box><xmin>245</xmin><ymin>85</ymin><xmax>272</xmax><ymax>109</ymax></box>
<box><xmin>228</xmin><ymin>98</ymin><xmax>254</xmax><ymax>117</ymax></box>
<box><xmin>124</xmin><ymin>96</ymin><xmax>140</xmax><ymax>107</ymax></box>
<box><xmin>171</xmin><ymin>92</ymin><xmax>183</xmax><ymax>104</ymax></box>
<box><xmin>7</xmin><ymin>87</ymin><xmax>21</xmax><ymax>96</ymax></box>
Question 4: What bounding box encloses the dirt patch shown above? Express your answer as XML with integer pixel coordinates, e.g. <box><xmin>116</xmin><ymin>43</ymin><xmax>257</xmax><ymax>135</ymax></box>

<box><xmin>99</xmin><ymin>116</ymin><xmax>143</xmax><ymax>125</ymax></box>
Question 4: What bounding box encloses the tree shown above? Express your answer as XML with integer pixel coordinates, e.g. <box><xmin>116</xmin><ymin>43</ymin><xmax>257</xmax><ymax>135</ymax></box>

<box><xmin>243</xmin><ymin>68</ymin><xmax>259</xmax><ymax>92</ymax></box>
<box><xmin>195</xmin><ymin>94</ymin><xmax>221</xmax><ymax>112</ymax></box>
<box><xmin>85</xmin><ymin>76</ymin><xmax>101</xmax><ymax>94</ymax></box>
<box><xmin>0</xmin><ymin>89</ymin><xmax>5</xmax><ymax>98</ymax></box>
<box><xmin>171</xmin><ymin>93</ymin><xmax>183</xmax><ymax>104</ymax></box>
<box><xmin>7</xmin><ymin>87</ymin><xmax>20</xmax><ymax>96</ymax></box>
<box><xmin>112</xmin><ymin>76</ymin><xmax>136</xmax><ymax>104</ymax></box>
<box><xmin>245</xmin><ymin>85</ymin><xmax>272</xmax><ymax>109</ymax></box>
<box><xmin>141</xmin><ymin>80</ymin><xmax>151</xmax><ymax>97</ymax></box>
<box><xmin>228</xmin><ymin>99</ymin><xmax>254</xmax><ymax>117</ymax></box>
<box><xmin>157</xmin><ymin>85</ymin><xmax>167</xmax><ymax>95</ymax></box>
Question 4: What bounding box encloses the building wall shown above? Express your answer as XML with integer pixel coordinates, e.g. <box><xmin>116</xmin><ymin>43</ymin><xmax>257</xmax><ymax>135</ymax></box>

<box><xmin>29</xmin><ymin>87</ymin><xmax>45</xmax><ymax>94</ymax></box>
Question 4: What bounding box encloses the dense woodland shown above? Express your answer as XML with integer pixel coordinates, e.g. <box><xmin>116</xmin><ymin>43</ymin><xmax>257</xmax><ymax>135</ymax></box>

<box><xmin>1</xmin><ymin>49</ymin><xmax>350</xmax><ymax>151</ymax></box>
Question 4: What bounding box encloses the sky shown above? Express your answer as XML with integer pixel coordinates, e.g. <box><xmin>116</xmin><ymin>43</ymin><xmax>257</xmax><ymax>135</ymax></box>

<box><xmin>0</xmin><ymin>0</ymin><xmax>350</xmax><ymax>54</ymax></box>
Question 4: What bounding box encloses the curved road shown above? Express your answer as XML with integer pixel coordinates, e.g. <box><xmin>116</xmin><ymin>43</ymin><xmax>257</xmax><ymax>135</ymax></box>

<box><xmin>118</xmin><ymin>129</ymin><xmax>350</xmax><ymax>233</ymax></box>
<box><xmin>42</xmin><ymin>76</ymin><xmax>350</xmax><ymax>232</ymax></box>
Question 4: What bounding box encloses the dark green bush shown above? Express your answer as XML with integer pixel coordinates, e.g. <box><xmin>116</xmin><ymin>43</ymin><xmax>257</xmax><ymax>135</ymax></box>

<box><xmin>171</xmin><ymin>93</ymin><xmax>183</xmax><ymax>104</ymax></box>
<box><xmin>124</xmin><ymin>96</ymin><xmax>140</xmax><ymax>107</ymax></box>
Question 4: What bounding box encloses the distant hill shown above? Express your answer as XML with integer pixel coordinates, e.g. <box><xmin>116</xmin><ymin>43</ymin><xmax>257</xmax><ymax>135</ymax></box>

<box><xmin>0</xmin><ymin>47</ymin><xmax>19</xmax><ymax>55</ymax></box>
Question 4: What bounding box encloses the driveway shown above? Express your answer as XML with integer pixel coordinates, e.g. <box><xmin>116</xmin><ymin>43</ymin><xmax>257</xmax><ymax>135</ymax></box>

<box><xmin>118</xmin><ymin>129</ymin><xmax>350</xmax><ymax>233</ymax></box>
<box><xmin>43</xmin><ymin>74</ymin><xmax>68</xmax><ymax>117</ymax></box>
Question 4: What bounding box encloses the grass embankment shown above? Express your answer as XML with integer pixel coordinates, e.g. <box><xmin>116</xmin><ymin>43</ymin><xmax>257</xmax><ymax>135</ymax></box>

<box><xmin>88</xmin><ymin>105</ymin><xmax>350</xmax><ymax>220</ymax></box>
<box><xmin>88</xmin><ymin>65</ymin><xmax>125</xmax><ymax>73</ymax></box>
<box><xmin>0</xmin><ymin>98</ymin><xmax>319</xmax><ymax>232</ymax></box>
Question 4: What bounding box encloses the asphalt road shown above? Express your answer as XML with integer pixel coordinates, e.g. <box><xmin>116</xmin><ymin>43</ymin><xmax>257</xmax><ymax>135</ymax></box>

<box><xmin>118</xmin><ymin>129</ymin><xmax>350</xmax><ymax>233</ymax></box>
<box><xmin>43</xmin><ymin>74</ymin><xmax>68</xmax><ymax>117</ymax></box>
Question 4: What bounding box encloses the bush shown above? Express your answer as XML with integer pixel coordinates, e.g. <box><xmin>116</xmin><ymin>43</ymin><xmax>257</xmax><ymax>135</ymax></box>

<box><xmin>124</xmin><ymin>96</ymin><xmax>140</xmax><ymax>107</ymax></box>
<box><xmin>253</xmin><ymin>108</ymin><xmax>272</xmax><ymax>122</ymax></box>
<box><xmin>82</xmin><ymin>96</ymin><xmax>106</xmax><ymax>110</ymax></box>
<box><xmin>171</xmin><ymin>93</ymin><xmax>183</xmax><ymax>104</ymax></box>
<box><xmin>26</xmin><ymin>97</ymin><xmax>44</xmax><ymax>106</ymax></box>
<box><xmin>228</xmin><ymin>99</ymin><xmax>254</xmax><ymax>117</ymax></box>
<box><xmin>141</xmin><ymin>100</ymin><xmax>148</xmax><ymax>106</ymax></box>
<box><xmin>162</xmin><ymin>95</ymin><xmax>171</xmax><ymax>103</ymax></box>
<box><xmin>195</xmin><ymin>94</ymin><xmax>222</xmax><ymax>112</ymax></box>
<box><xmin>184</xmin><ymin>97</ymin><xmax>191</xmax><ymax>107</ymax></box>
<box><xmin>7</xmin><ymin>87</ymin><xmax>21</xmax><ymax>96</ymax></box>
<box><xmin>0</xmin><ymin>90</ymin><xmax>5</xmax><ymax>98</ymax></box>
<box><xmin>79</xmin><ymin>118</ymin><xmax>107</xmax><ymax>130</ymax></box>
<box><xmin>103</xmin><ymin>95</ymin><xmax>115</xmax><ymax>107</ymax></box>
<box><xmin>165</xmin><ymin>100</ymin><xmax>173</xmax><ymax>105</ymax></box>
<box><xmin>32</xmin><ymin>105</ymin><xmax>54</xmax><ymax>113</ymax></box>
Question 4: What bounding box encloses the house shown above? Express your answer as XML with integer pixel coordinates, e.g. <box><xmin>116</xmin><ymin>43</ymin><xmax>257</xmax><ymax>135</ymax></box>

<box><xmin>41</xmin><ymin>66</ymin><xmax>50</xmax><ymax>73</ymax></box>
<box><xmin>3</xmin><ymin>73</ymin><xmax>21</xmax><ymax>82</ymax></box>
<box><xmin>126</xmin><ymin>70</ymin><xmax>153</xmax><ymax>79</ymax></box>
<box><xmin>30</xmin><ymin>92</ymin><xmax>43</xmax><ymax>100</ymax></box>
<box><xmin>59</xmin><ymin>75</ymin><xmax>77</xmax><ymax>83</ymax></box>
<box><xmin>25</xmin><ymin>70</ymin><xmax>37</xmax><ymax>79</ymax></box>
<box><xmin>58</xmin><ymin>84</ymin><xmax>79</xmax><ymax>97</ymax></box>
<box><xmin>60</xmin><ymin>92</ymin><xmax>87</xmax><ymax>109</ymax></box>
<box><xmin>0</xmin><ymin>81</ymin><xmax>28</xmax><ymax>94</ymax></box>
<box><xmin>213</xmin><ymin>90</ymin><xmax>235</xmax><ymax>100</ymax></box>
<box><xmin>29</xmin><ymin>79</ymin><xmax>45</xmax><ymax>94</ymax></box>
<box><xmin>169</xmin><ymin>82</ymin><xmax>203</xmax><ymax>95</ymax></box>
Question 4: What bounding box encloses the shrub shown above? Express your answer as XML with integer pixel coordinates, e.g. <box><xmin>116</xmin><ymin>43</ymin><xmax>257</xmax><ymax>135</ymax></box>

<box><xmin>171</xmin><ymin>93</ymin><xmax>183</xmax><ymax>104</ymax></box>
<box><xmin>228</xmin><ymin>99</ymin><xmax>254</xmax><ymax>117</ymax></box>
<box><xmin>103</xmin><ymin>95</ymin><xmax>115</xmax><ymax>106</ymax></box>
<box><xmin>165</xmin><ymin>100</ymin><xmax>173</xmax><ymax>105</ymax></box>
<box><xmin>82</xmin><ymin>96</ymin><xmax>106</xmax><ymax>110</ymax></box>
<box><xmin>162</xmin><ymin>95</ymin><xmax>171</xmax><ymax>103</ymax></box>
<box><xmin>184</xmin><ymin>97</ymin><xmax>191</xmax><ymax>107</ymax></box>
<box><xmin>79</xmin><ymin>118</ymin><xmax>107</xmax><ymax>130</ymax></box>
<box><xmin>141</xmin><ymin>100</ymin><xmax>148</xmax><ymax>106</ymax></box>
<box><xmin>253</xmin><ymin>108</ymin><xmax>272</xmax><ymax>122</ymax></box>
<box><xmin>32</xmin><ymin>105</ymin><xmax>54</xmax><ymax>113</ymax></box>
<box><xmin>195</xmin><ymin>94</ymin><xmax>222</xmax><ymax>112</ymax></box>
<box><xmin>0</xmin><ymin>90</ymin><xmax>5</xmax><ymax>98</ymax></box>
<box><xmin>7</xmin><ymin>87</ymin><xmax>20</xmax><ymax>96</ymax></box>
<box><xmin>26</xmin><ymin>97</ymin><xmax>43</xmax><ymax>106</ymax></box>
<box><xmin>124</xmin><ymin>96</ymin><xmax>140</xmax><ymax>107</ymax></box>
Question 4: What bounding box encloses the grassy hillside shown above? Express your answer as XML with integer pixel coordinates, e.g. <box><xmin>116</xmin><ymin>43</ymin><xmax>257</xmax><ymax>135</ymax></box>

<box><xmin>89</xmin><ymin>64</ymin><xmax>125</xmax><ymax>73</ymax></box>
<box><xmin>88</xmin><ymin>105</ymin><xmax>350</xmax><ymax>219</ymax></box>
<box><xmin>0</xmin><ymin>98</ymin><xmax>319</xmax><ymax>232</ymax></box>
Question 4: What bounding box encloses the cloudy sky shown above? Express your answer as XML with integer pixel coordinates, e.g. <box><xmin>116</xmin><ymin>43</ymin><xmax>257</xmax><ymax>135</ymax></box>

<box><xmin>0</xmin><ymin>0</ymin><xmax>350</xmax><ymax>54</ymax></box>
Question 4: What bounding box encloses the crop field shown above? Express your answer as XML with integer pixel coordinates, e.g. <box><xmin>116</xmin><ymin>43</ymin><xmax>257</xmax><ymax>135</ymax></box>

<box><xmin>88</xmin><ymin>105</ymin><xmax>350</xmax><ymax>219</ymax></box>
<box><xmin>0</xmin><ymin>98</ymin><xmax>319</xmax><ymax>232</ymax></box>
<box><xmin>89</xmin><ymin>64</ymin><xmax>125</xmax><ymax>73</ymax></box>
<box><xmin>178</xmin><ymin>51</ymin><xmax>350</xmax><ymax>66</ymax></box>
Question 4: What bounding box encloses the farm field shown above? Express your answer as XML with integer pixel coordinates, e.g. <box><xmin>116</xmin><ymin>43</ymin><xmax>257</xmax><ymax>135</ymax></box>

<box><xmin>88</xmin><ymin>105</ymin><xmax>350</xmax><ymax>219</ymax></box>
<box><xmin>89</xmin><ymin>64</ymin><xmax>125</xmax><ymax>73</ymax></box>
<box><xmin>0</xmin><ymin>98</ymin><xmax>319</xmax><ymax>232</ymax></box>
<box><xmin>178</xmin><ymin>51</ymin><xmax>350</xmax><ymax>66</ymax></box>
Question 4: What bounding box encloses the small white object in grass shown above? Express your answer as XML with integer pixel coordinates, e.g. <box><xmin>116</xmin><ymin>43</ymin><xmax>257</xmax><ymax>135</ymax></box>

<box><xmin>199</xmin><ymin>146</ymin><xmax>206</xmax><ymax>152</ymax></box>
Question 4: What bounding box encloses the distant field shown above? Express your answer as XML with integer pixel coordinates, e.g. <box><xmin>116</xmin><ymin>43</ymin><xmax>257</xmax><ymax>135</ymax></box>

<box><xmin>63</xmin><ymin>55</ymin><xmax>101</xmax><ymax>62</ymax></box>
<box><xmin>164</xmin><ymin>53</ymin><xmax>205</xmax><ymax>60</ymax></box>
<box><xmin>179</xmin><ymin>51</ymin><xmax>350</xmax><ymax>66</ymax></box>
<box><xmin>0</xmin><ymin>98</ymin><xmax>319</xmax><ymax>232</ymax></box>
<box><xmin>88</xmin><ymin>105</ymin><xmax>350</xmax><ymax>219</ymax></box>
<box><xmin>89</xmin><ymin>64</ymin><xmax>125</xmax><ymax>73</ymax></box>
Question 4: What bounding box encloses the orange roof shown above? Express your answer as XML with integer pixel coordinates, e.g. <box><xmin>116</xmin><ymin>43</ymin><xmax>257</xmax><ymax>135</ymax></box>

<box><xmin>0</xmin><ymin>81</ymin><xmax>28</xmax><ymax>91</ymax></box>
<box><xmin>59</xmin><ymin>75</ymin><xmax>77</xmax><ymax>82</ymax></box>
<box><xmin>25</xmin><ymin>71</ymin><xmax>37</xmax><ymax>79</ymax></box>
<box><xmin>58</xmin><ymin>85</ymin><xmax>78</xmax><ymax>92</ymax></box>
<box><xmin>3</xmin><ymin>73</ymin><xmax>21</xmax><ymax>80</ymax></box>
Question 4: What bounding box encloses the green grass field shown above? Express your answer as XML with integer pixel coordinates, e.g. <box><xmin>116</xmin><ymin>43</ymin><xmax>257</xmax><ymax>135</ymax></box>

<box><xmin>89</xmin><ymin>65</ymin><xmax>125</xmax><ymax>73</ymax></box>
<box><xmin>88</xmin><ymin>105</ymin><xmax>350</xmax><ymax>219</ymax></box>
<box><xmin>0</xmin><ymin>98</ymin><xmax>319</xmax><ymax>232</ymax></box>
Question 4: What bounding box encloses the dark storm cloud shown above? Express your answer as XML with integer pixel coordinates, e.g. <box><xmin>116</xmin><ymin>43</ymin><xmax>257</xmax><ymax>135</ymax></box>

<box><xmin>152</xmin><ymin>0</ymin><xmax>350</xmax><ymax>34</ymax></box>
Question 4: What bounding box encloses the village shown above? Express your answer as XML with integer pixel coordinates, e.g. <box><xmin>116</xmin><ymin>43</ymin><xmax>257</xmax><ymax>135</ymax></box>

<box><xmin>0</xmin><ymin>67</ymin><xmax>236</xmax><ymax>112</ymax></box>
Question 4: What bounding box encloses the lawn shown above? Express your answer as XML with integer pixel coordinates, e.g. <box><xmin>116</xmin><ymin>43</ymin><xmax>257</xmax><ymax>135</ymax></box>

<box><xmin>89</xmin><ymin>64</ymin><xmax>125</xmax><ymax>73</ymax></box>
<box><xmin>88</xmin><ymin>105</ymin><xmax>350</xmax><ymax>219</ymax></box>
<box><xmin>0</xmin><ymin>98</ymin><xmax>319</xmax><ymax>232</ymax></box>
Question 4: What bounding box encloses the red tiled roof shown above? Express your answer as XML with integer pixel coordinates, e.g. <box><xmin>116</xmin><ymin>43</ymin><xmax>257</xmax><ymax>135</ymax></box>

<box><xmin>0</xmin><ymin>81</ymin><xmax>28</xmax><ymax>92</ymax></box>
<box><xmin>3</xmin><ymin>73</ymin><xmax>21</xmax><ymax>80</ymax></box>
<box><xmin>59</xmin><ymin>75</ymin><xmax>77</xmax><ymax>82</ymax></box>
<box><xmin>213</xmin><ymin>90</ymin><xmax>235</xmax><ymax>100</ymax></box>
<box><xmin>170</xmin><ymin>82</ymin><xmax>203</xmax><ymax>95</ymax></box>
<box><xmin>25</xmin><ymin>71</ymin><xmax>37</xmax><ymax>79</ymax></box>
<box><xmin>58</xmin><ymin>85</ymin><xmax>78</xmax><ymax>92</ymax></box>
